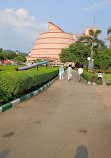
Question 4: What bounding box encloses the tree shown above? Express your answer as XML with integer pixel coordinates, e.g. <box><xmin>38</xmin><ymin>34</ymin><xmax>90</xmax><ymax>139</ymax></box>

<box><xmin>0</xmin><ymin>48</ymin><xmax>3</xmax><ymax>54</ymax></box>
<box><xmin>3</xmin><ymin>52</ymin><xmax>9</xmax><ymax>59</ymax></box>
<box><xmin>93</xmin><ymin>47</ymin><xmax>111</xmax><ymax>69</ymax></box>
<box><xmin>76</xmin><ymin>29</ymin><xmax>105</xmax><ymax>59</ymax></box>
<box><xmin>59</xmin><ymin>43</ymin><xmax>90</xmax><ymax>66</ymax></box>
<box><xmin>8</xmin><ymin>52</ymin><xmax>17</xmax><ymax>59</ymax></box>
<box><xmin>13</xmin><ymin>55</ymin><xmax>26</xmax><ymax>63</ymax></box>
<box><xmin>0</xmin><ymin>48</ymin><xmax>3</xmax><ymax>60</ymax></box>
<box><xmin>107</xmin><ymin>27</ymin><xmax>111</xmax><ymax>35</ymax></box>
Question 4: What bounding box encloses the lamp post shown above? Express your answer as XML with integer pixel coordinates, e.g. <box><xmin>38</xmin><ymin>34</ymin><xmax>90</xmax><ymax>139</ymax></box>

<box><xmin>87</xmin><ymin>57</ymin><xmax>94</xmax><ymax>70</ymax></box>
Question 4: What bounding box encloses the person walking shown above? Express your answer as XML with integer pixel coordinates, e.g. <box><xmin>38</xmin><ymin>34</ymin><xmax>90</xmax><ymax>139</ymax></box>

<box><xmin>98</xmin><ymin>71</ymin><xmax>103</xmax><ymax>85</ymax></box>
<box><xmin>67</xmin><ymin>65</ymin><xmax>72</xmax><ymax>80</ymax></box>
<box><xmin>78</xmin><ymin>66</ymin><xmax>83</xmax><ymax>82</ymax></box>
<box><xmin>59</xmin><ymin>66</ymin><xmax>64</xmax><ymax>80</ymax></box>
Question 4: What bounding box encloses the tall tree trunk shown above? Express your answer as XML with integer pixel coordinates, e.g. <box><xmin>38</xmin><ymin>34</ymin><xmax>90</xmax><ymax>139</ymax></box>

<box><xmin>91</xmin><ymin>42</ymin><xmax>94</xmax><ymax>59</ymax></box>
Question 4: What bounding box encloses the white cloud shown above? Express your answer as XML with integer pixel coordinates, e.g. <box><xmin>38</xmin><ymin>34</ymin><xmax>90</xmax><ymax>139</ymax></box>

<box><xmin>84</xmin><ymin>0</ymin><xmax>111</xmax><ymax>11</ymax></box>
<box><xmin>0</xmin><ymin>8</ymin><xmax>48</xmax><ymax>36</ymax></box>
<box><xmin>0</xmin><ymin>8</ymin><xmax>48</xmax><ymax>52</ymax></box>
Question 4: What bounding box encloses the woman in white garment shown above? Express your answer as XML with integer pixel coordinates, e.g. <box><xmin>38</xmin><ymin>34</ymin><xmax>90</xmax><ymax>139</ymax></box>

<box><xmin>67</xmin><ymin>65</ymin><xmax>72</xmax><ymax>80</ymax></box>
<box><xmin>59</xmin><ymin>66</ymin><xmax>64</xmax><ymax>80</ymax></box>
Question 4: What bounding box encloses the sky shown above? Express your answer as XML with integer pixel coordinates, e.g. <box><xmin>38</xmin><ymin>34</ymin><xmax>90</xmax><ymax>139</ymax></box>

<box><xmin>0</xmin><ymin>0</ymin><xmax>111</xmax><ymax>53</ymax></box>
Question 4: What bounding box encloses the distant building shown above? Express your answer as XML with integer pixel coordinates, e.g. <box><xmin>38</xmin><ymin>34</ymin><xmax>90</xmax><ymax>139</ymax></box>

<box><xmin>27</xmin><ymin>22</ymin><xmax>99</xmax><ymax>61</ymax></box>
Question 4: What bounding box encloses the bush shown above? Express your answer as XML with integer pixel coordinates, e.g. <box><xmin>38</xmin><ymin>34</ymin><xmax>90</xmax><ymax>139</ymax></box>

<box><xmin>82</xmin><ymin>70</ymin><xmax>99</xmax><ymax>83</ymax></box>
<box><xmin>106</xmin><ymin>82</ymin><xmax>111</xmax><ymax>86</ymax></box>
<box><xmin>13</xmin><ymin>54</ymin><xmax>26</xmax><ymax>63</ymax></box>
<box><xmin>0</xmin><ymin>66</ymin><xmax>59</xmax><ymax>105</ymax></box>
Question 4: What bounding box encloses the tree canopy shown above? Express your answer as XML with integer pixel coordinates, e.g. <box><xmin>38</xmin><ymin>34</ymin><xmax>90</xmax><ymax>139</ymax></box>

<box><xmin>0</xmin><ymin>48</ymin><xmax>27</xmax><ymax>62</ymax></box>
<box><xmin>59</xmin><ymin>42</ymin><xmax>111</xmax><ymax>69</ymax></box>
<box><xmin>107</xmin><ymin>27</ymin><xmax>111</xmax><ymax>35</ymax></box>
<box><xmin>59</xmin><ymin>43</ymin><xmax>90</xmax><ymax>65</ymax></box>
<box><xmin>76</xmin><ymin>29</ymin><xmax>105</xmax><ymax>59</ymax></box>
<box><xmin>0</xmin><ymin>48</ymin><xmax>3</xmax><ymax>60</ymax></box>
<box><xmin>13</xmin><ymin>55</ymin><xmax>26</xmax><ymax>63</ymax></box>
<box><xmin>94</xmin><ymin>47</ymin><xmax>111</xmax><ymax>69</ymax></box>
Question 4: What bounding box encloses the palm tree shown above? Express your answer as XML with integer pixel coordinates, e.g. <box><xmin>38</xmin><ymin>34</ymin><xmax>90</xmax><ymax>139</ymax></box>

<box><xmin>107</xmin><ymin>27</ymin><xmax>111</xmax><ymax>35</ymax></box>
<box><xmin>76</xmin><ymin>29</ymin><xmax>104</xmax><ymax>59</ymax></box>
<box><xmin>107</xmin><ymin>27</ymin><xmax>111</xmax><ymax>48</ymax></box>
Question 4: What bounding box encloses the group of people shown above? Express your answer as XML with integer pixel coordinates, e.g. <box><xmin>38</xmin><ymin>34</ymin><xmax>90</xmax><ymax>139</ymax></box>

<box><xmin>59</xmin><ymin>65</ymin><xmax>83</xmax><ymax>82</ymax></box>
<box><xmin>59</xmin><ymin>65</ymin><xmax>103</xmax><ymax>85</ymax></box>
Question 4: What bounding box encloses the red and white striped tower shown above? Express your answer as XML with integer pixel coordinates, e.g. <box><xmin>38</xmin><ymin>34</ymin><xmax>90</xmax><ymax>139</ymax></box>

<box><xmin>29</xmin><ymin>22</ymin><xmax>75</xmax><ymax>60</ymax></box>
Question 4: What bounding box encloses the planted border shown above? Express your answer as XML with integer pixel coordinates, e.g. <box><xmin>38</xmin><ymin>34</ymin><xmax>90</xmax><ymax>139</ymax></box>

<box><xmin>0</xmin><ymin>76</ymin><xmax>58</xmax><ymax>114</ymax></box>
<box><xmin>0</xmin><ymin>67</ymin><xmax>59</xmax><ymax>105</ymax></box>
<box><xmin>82</xmin><ymin>70</ymin><xmax>99</xmax><ymax>84</ymax></box>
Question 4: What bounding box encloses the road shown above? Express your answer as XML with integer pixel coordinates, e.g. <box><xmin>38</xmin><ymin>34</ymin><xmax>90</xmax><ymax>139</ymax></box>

<box><xmin>0</xmin><ymin>70</ymin><xmax>111</xmax><ymax>158</ymax></box>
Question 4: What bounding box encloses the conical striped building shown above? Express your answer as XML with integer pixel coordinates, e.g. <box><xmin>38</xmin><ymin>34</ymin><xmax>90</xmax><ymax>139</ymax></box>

<box><xmin>27</xmin><ymin>22</ymin><xmax>99</xmax><ymax>61</ymax></box>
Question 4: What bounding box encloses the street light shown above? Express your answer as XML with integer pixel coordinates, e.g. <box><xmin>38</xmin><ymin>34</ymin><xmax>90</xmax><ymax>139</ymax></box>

<box><xmin>87</xmin><ymin>57</ymin><xmax>94</xmax><ymax>70</ymax></box>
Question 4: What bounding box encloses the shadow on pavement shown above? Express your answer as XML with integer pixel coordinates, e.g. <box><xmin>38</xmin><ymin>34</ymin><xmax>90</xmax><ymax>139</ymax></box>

<box><xmin>0</xmin><ymin>150</ymin><xmax>10</xmax><ymax>158</ymax></box>
<box><xmin>74</xmin><ymin>145</ymin><xmax>88</xmax><ymax>158</ymax></box>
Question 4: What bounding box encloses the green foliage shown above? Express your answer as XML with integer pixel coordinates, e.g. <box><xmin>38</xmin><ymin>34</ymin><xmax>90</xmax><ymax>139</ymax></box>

<box><xmin>0</xmin><ymin>48</ymin><xmax>18</xmax><ymax>61</ymax></box>
<box><xmin>59</xmin><ymin>43</ymin><xmax>90</xmax><ymax>66</ymax></box>
<box><xmin>0</xmin><ymin>49</ymin><xmax>17</xmax><ymax>60</ymax></box>
<box><xmin>3</xmin><ymin>52</ymin><xmax>9</xmax><ymax>59</ymax></box>
<box><xmin>0</xmin><ymin>66</ymin><xmax>59</xmax><ymax>105</ymax></box>
<box><xmin>0</xmin><ymin>53</ymin><xmax>3</xmax><ymax>60</ymax></box>
<box><xmin>106</xmin><ymin>82</ymin><xmax>111</xmax><ymax>85</ymax></box>
<box><xmin>93</xmin><ymin>69</ymin><xmax>111</xmax><ymax>73</ymax></box>
<box><xmin>103</xmin><ymin>74</ymin><xmax>111</xmax><ymax>82</ymax></box>
<box><xmin>13</xmin><ymin>54</ymin><xmax>26</xmax><ymax>63</ymax></box>
<box><xmin>0</xmin><ymin>48</ymin><xmax>3</xmax><ymax>60</ymax></box>
<box><xmin>36</xmin><ymin>58</ymin><xmax>44</xmax><ymax>62</ymax></box>
<box><xmin>0</xmin><ymin>48</ymin><xmax>3</xmax><ymax>54</ymax></box>
<box><xmin>8</xmin><ymin>52</ymin><xmax>17</xmax><ymax>59</ymax></box>
<box><xmin>82</xmin><ymin>70</ymin><xmax>111</xmax><ymax>85</ymax></box>
<box><xmin>94</xmin><ymin>48</ymin><xmax>111</xmax><ymax>69</ymax></box>
<box><xmin>107</xmin><ymin>27</ymin><xmax>111</xmax><ymax>35</ymax></box>
<box><xmin>82</xmin><ymin>70</ymin><xmax>99</xmax><ymax>83</ymax></box>
<box><xmin>76</xmin><ymin>29</ymin><xmax>105</xmax><ymax>60</ymax></box>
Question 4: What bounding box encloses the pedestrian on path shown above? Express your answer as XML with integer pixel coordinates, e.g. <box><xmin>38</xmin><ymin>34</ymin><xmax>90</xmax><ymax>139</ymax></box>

<box><xmin>78</xmin><ymin>66</ymin><xmax>83</xmax><ymax>82</ymax></box>
<box><xmin>67</xmin><ymin>65</ymin><xmax>72</xmax><ymax>80</ymax></box>
<box><xmin>98</xmin><ymin>71</ymin><xmax>103</xmax><ymax>85</ymax></box>
<box><xmin>59</xmin><ymin>66</ymin><xmax>64</xmax><ymax>80</ymax></box>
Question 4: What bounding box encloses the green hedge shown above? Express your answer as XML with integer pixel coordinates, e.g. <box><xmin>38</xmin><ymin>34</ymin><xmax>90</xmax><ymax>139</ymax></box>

<box><xmin>106</xmin><ymin>82</ymin><xmax>111</xmax><ymax>85</ymax></box>
<box><xmin>82</xmin><ymin>70</ymin><xmax>99</xmax><ymax>83</ymax></box>
<box><xmin>0</xmin><ymin>67</ymin><xmax>59</xmax><ymax>105</ymax></box>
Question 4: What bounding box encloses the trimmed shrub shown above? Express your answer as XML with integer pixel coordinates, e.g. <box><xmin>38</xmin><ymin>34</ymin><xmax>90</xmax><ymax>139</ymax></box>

<box><xmin>106</xmin><ymin>82</ymin><xmax>111</xmax><ymax>86</ymax></box>
<box><xmin>0</xmin><ymin>66</ymin><xmax>59</xmax><ymax>105</ymax></box>
<box><xmin>82</xmin><ymin>70</ymin><xmax>99</xmax><ymax>83</ymax></box>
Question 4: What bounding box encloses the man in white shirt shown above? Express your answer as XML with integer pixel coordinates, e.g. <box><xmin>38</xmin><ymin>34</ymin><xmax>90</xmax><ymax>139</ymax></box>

<box><xmin>98</xmin><ymin>71</ymin><xmax>103</xmax><ymax>85</ymax></box>
<box><xmin>78</xmin><ymin>67</ymin><xmax>83</xmax><ymax>82</ymax></box>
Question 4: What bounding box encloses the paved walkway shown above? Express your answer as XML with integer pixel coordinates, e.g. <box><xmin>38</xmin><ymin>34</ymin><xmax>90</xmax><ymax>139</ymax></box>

<box><xmin>0</xmin><ymin>70</ymin><xmax>111</xmax><ymax>158</ymax></box>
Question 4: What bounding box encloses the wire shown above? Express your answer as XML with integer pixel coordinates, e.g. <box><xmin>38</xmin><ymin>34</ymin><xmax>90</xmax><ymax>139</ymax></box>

<box><xmin>0</xmin><ymin>23</ymin><xmax>48</xmax><ymax>31</ymax></box>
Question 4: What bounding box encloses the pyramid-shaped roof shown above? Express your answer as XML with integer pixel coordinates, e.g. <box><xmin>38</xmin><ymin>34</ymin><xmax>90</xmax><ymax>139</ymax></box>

<box><xmin>48</xmin><ymin>22</ymin><xmax>64</xmax><ymax>33</ymax></box>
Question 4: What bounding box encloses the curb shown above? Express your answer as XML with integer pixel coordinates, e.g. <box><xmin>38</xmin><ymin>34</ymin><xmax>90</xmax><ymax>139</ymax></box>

<box><xmin>81</xmin><ymin>76</ymin><xmax>96</xmax><ymax>85</ymax></box>
<box><xmin>0</xmin><ymin>76</ymin><xmax>59</xmax><ymax>114</ymax></box>
<box><xmin>84</xmin><ymin>80</ymin><xmax>96</xmax><ymax>85</ymax></box>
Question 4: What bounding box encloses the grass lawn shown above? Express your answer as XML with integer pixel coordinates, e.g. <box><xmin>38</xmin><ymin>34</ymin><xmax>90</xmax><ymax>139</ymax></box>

<box><xmin>103</xmin><ymin>74</ymin><xmax>111</xmax><ymax>81</ymax></box>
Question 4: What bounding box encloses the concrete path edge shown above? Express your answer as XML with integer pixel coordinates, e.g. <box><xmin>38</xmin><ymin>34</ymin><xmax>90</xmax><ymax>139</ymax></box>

<box><xmin>0</xmin><ymin>76</ymin><xmax>59</xmax><ymax>114</ymax></box>
<box><xmin>84</xmin><ymin>80</ymin><xmax>96</xmax><ymax>85</ymax></box>
<box><xmin>81</xmin><ymin>76</ymin><xmax>96</xmax><ymax>85</ymax></box>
